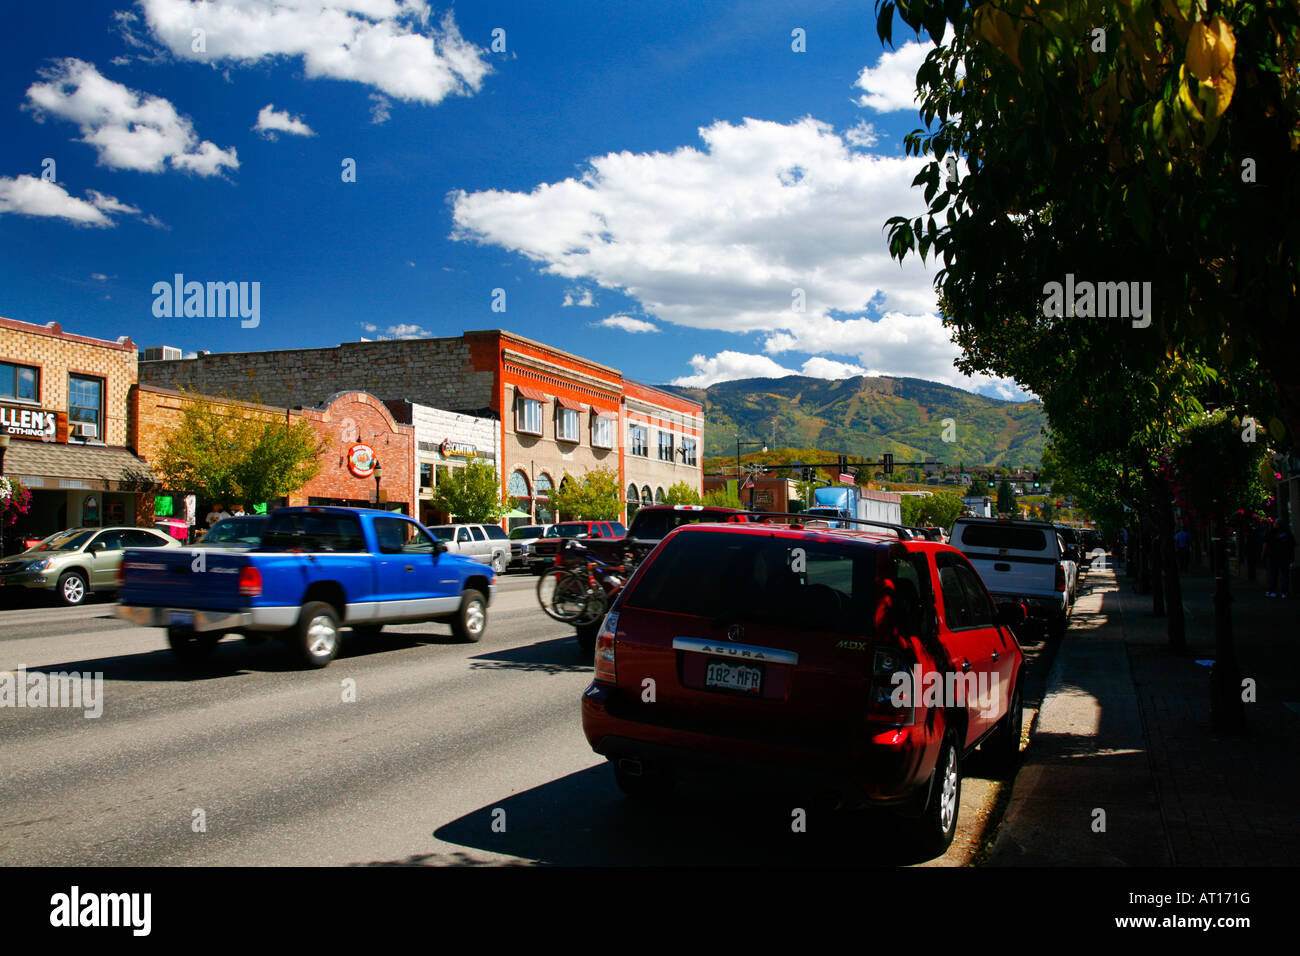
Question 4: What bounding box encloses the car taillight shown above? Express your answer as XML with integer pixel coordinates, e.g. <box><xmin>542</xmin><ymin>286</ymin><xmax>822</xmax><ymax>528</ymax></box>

<box><xmin>866</xmin><ymin>639</ymin><xmax>916</xmax><ymax>726</ymax></box>
<box><xmin>593</xmin><ymin>611</ymin><xmax>618</xmax><ymax>684</ymax></box>
<box><xmin>238</xmin><ymin>566</ymin><xmax>262</xmax><ymax>597</ymax></box>
<box><xmin>1055</xmin><ymin>564</ymin><xmax>1066</xmax><ymax>591</ymax></box>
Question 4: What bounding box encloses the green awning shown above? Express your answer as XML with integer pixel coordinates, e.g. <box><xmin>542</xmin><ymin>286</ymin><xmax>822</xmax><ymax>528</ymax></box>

<box><xmin>503</xmin><ymin>508</ymin><xmax>531</xmax><ymax>518</ymax></box>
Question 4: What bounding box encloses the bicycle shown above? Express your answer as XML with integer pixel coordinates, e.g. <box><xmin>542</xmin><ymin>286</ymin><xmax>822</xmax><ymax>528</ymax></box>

<box><xmin>535</xmin><ymin>541</ymin><xmax>628</xmax><ymax>625</ymax></box>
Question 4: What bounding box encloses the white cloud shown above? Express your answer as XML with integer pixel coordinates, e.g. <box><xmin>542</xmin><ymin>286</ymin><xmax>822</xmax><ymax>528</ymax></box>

<box><xmin>800</xmin><ymin>356</ymin><xmax>868</xmax><ymax>378</ymax></box>
<box><xmin>598</xmin><ymin>314</ymin><xmax>658</xmax><ymax>333</ymax></box>
<box><xmin>563</xmin><ymin>287</ymin><xmax>595</xmax><ymax>307</ymax></box>
<box><xmin>24</xmin><ymin>59</ymin><xmax>237</xmax><ymax>176</ymax></box>
<box><xmin>853</xmin><ymin>41</ymin><xmax>930</xmax><ymax>113</ymax></box>
<box><xmin>361</xmin><ymin>322</ymin><xmax>430</xmax><ymax>339</ymax></box>
<box><xmin>253</xmin><ymin>104</ymin><xmax>315</xmax><ymax>139</ymax></box>
<box><xmin>90</xmin><ymin>272</ymin><xmax>110</xmax><ymax>281</ymax></box>
<box><xmin>0</xmin><ymin>175</ymin><xmax>145</xmax><ymax>227</ymax></box>
<box><xmin>369</xmin><ymin>93</ymin><xmax>392</xmax><ymax>124</ymax></box>
<box><xmin>671</xmin><ymin>351</ymin><xmax>798</xmax><ymax>388</ymax></box>
<box><xmin>137</xmin><ymin>1</ymin><xmax>490</xmax><ymax>107</ymax></box>
<box><xmin>844</xmin><ymin>120</ymin><xmax>879</xmax><ymax>148</ymax></box>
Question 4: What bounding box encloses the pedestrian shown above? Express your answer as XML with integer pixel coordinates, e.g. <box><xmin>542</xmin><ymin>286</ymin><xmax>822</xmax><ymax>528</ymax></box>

<box><xmin>232</xmin><ymin>504</ymin><xmax>246</xmax><ymax>517</ymax></box>
<box><xmin>1175</xmin><ymin>527</ymin><xmax>1191</xmax><ymax>572</ymax></box>
<box><xmin>1264</xmin><ymin>518</ymin><xmax>1296</xmax><ymax>598</ymax></box>
<box><xmin>205</xmin><ymin>504</ymin><xmax>223</xmax><ymax>528</ymax></box>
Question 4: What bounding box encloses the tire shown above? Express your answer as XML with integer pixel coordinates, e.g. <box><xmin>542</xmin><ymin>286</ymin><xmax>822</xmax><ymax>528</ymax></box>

<box><xmin>576</xmin><ymin>621</ymin><xmax>599</xmax><ymax>655</ymax></box>
<box><xmin>491</xmin><ymin>552</ymin><xmax>507</xmax><ymax>574</ymax></box>
<box><xmin>984</xmin><ymin>679</ymin><xmax>1023</xmax><ymax>778</ymax></box>
<box><xmin>168</xmin><ymin>626</ymin><xmax>219</xmax><ymax>662</ymax></box>
<box><xmin>907</xmin><ymin>731</ymin><xmax>961</xmax><ymax>858</ymax></box>
<box><xmin>56</xmin><ymin>570</ymin><xmax>88</xmax><ymax>606</ymax></box>
<box><xmin>537</xmin><ymin>569</ymin><xmax>589</xmax><ymax>623</ymax></box>
<box><xmin>294</xmin><ymin>601</ymin><xmax>342</xmax><ymax>668</ymax></box>
<box><xmin>613</xmin><ymin>761</ymin><xmax>674</xmax><ymax>802</ymax></box>
<box><xmin>450</xmin><ymin>588</ymin><xmax>487</xmax><ymax>643</ymax></box>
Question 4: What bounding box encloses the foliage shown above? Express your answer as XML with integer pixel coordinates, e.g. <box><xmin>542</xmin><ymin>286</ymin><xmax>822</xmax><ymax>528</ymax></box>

<box><xmin>428</xmin><ymin>460</ymin><xmax>510</xmax><ymax>523</ymax></box>
<box><xmin>663</xmin><ymin>481</ymin><xmax>702</xmax><ymax>506</ymax></box>
<box><xmin>996</xmin><ymin>479</ymin><xmax>1016</xmax><ymax>514</ymax></box>
<box><xmin>551</xmin><ymin>467</ymin><xmax>623</xmax><ymax>520</ymax></box>
<box><xmin>1161</xmin><ymin>411</ymin><xmax>1271</xmax><ymax>531</ymax></box>
<box><xmin>702</xmin><ymin>487</ymin><xmax>746</xmax><ymax>509</ymax></box>
<box><xmin>0</xmin><ymin>475</ymin><xmax>33</xmax><ymax>528</ymax></box>
<box><xmin>900</xmin><ymin>491</ymin><xmax>965</xmax><ymax>529</ymax></box>
<box><xmin>154</xmin><ymin>392</ymin><xmax>326</xmax><ymax>507</ymax></box>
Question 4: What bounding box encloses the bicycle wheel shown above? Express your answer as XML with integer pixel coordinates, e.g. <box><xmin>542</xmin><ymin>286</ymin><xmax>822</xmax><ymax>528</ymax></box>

<box><xmin>537</xmin><ymin>568</ymin><xmax>591</xmax><ymax>622</ymax></box>
<box><xmin>575</xmin><ymin>586</ymin><xmax>608</xmax><ymax>626</ymax></box>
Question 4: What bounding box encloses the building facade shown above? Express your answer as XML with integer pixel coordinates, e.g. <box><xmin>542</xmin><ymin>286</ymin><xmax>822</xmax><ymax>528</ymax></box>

<box><xmin>384</xmin><ymin>400</ymin><xmax>498</xmax><ymax>526</ymax></box>
<box><xmin>1</xmin><ymin>317</ymin><xmax>149</xmax><ymax>551</ymax></box>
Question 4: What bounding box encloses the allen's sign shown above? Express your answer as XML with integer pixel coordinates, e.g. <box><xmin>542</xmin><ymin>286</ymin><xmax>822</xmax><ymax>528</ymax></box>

<box><xmin>0</xmin><ymin>405</ymin><xmax>62</xmax><ymax>441</ymax></box>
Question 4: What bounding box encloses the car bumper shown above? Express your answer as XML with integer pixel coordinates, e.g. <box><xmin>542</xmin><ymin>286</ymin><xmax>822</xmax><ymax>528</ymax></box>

<box><xmin>116</xmin><ymin>605</ymin><xmax>299</xmax><ymax>632</ymax></box>
<box><xmin>0</xmin><ymin>571</ymin><xmax>56</xmax><ymax>590</ymax></box>
<box><xmin>988</xmin><ymin>591</ymin><xmax>1068</xmax><ymax>620</ymax></box>
<box><xmin>580</xmin><ymin>683</ymin><xmax>934</xmax><ymax>805</ymax></box>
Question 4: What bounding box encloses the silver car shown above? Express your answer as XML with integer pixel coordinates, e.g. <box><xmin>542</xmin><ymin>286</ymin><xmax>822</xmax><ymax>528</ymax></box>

<box><xmin>0</xmin><ymin>526</ymin><xmax>182</xmax><ymax>605</ymax></box>
<box><xmin>426</xmin><ymin>523</ymin><xmax>511</xmax><ymax>574</ymax></box>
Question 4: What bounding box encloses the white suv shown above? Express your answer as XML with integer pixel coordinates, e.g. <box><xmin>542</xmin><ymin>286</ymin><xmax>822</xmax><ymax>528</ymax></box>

<box><xmin>426</xmin><ymin>523</ymin><xmax>511</xmax><ymax>574</ymax></box>
<box><xmin>948</xmin><ymin>517</ymin><xmax>1073</xmax><ymax>638</ymax></box>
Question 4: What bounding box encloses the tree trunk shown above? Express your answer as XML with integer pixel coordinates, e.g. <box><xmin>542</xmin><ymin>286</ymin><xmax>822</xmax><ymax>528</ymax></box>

<box><xmin>1136</xmin><ymin>517</ymin><xmax>1153</xmax><ymax>595</ymax></box>
<box><xmin>1158</xmin><ymin>495</ymin><xmax>1185</xmax><ymax>651</ymax></box>
<box><xmin>1210</xmin><ymin>513</ymin><xmax>1246</xmax><ymax>731</ymax></box>
<box><xmin>1149</xmin><ymin>510</ymin><xmax>1165</xmax><ymax>616</ymax></box>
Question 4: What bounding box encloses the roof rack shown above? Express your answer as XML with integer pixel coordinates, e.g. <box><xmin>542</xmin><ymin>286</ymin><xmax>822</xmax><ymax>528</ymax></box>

<box><xmin>737</xmin><ymin>511</ymin><xmax>915</xmax><ymax>540</ymax></box>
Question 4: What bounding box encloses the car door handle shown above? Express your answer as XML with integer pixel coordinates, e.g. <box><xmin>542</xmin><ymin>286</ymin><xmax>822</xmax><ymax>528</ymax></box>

<box><xmin>961</xmin><ymin>658</ymin><xmax>972</xmax><ymax>673</ymax></box>
<box><xmin>404</xmin><ymin>565</ymin><xmax>414</xmax><ymax>572</ymax></box>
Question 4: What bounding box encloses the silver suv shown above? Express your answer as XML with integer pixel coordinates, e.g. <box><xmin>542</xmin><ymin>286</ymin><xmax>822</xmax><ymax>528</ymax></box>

<box><xmin>426</xmin><ymin>523</ymin><xmax>511</xmax><ymax>574</ymax></box>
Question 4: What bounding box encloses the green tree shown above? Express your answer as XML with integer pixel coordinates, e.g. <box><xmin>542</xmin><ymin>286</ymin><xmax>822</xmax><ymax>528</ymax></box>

<box><xmin>902</xmin><ymin>491</ymin><xmax>964</xmax><ymax>529</ymax></box>
<box><xmin>663</xmin><ymin>481</ymin><xmax>702</xmax><ymax>505</ymax></box>
<box><xmin>551</xmin><ymin>467</ymin><xmax>622</xmax><ymax>520</ymax></box>
<box><xmin>996</xmin><ymin>479</ymin><xmax>1015</xmax><ymax>515</ymax></box>
<box><xmin>702</xmin><ymin>487</ymin><xmax>745</xmax><ymax>509</ymax></box>
<box><xmin>428</xmin><ymin>460</ymin><xmax>509</xmax><ymax>523</ymax></box>
<box><xmin>966</xmin><ymin>479</ymin><xmax>990</xmax><ymax>499</ymax></box>
<box><xmin>154</xmin><ymin>392</ymin><xmax>326</xmax><ymax>508</ymax></box>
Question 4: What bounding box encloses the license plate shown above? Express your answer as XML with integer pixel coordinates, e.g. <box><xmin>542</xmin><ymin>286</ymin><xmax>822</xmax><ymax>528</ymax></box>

<box><xmin>168</xmin><ymin>611</ymin><xmax>194</xmax><ymax>628</ymax></box>
<box><xmin>705</xmin><ymin>659</ymin><xmax>762</xmax><ymax>694</ymax></box>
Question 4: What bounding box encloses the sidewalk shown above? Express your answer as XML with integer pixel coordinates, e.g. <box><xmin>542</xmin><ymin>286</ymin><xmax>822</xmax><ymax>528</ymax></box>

<box><xmin>985</xmin><ymin>563</ymin><xmax>1300</xmax><ymax>866</ymax></box>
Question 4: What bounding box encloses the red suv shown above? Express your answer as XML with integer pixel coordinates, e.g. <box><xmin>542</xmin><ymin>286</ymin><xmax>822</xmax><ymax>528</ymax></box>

<box><xmin>580</xmin><ymin>519</ymin><xmax>1026</xmax><ymax>856</ymax></box>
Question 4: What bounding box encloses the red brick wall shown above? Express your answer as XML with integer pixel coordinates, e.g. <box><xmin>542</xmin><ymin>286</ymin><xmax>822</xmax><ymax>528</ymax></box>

<box><xmin>295</xmin><ymin>392</ymin><xmax>415</xmax><ymax>511</ymax></box>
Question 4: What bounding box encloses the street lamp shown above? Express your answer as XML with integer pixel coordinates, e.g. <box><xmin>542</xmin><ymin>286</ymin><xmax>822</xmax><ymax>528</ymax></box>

<box><xmin>736</xmin><ymin>438</ymin><xmax>767</xmax><ymax>509</ymax></box>
<box><xmin>373</xmin><ymin>459</ymin><xmax>383</xmax><ymax>506</ymax></box>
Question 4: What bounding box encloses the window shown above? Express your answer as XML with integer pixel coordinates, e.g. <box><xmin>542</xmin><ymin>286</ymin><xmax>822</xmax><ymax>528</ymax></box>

<box><xmin>658</xmin><ymin>431</ymin><xmax>674</xmax><ymax>462</ymax></box>
<box><xmin>1</xmin><ymin>361</ymin><xmax>38</xmax><ymax>402</ymax></box>
<box><xmin>627</xmin><ymin>484</ymin><xmax>640</xmax><ymax>522</ymax></box>
<box><xmin>680</xmin><ymin>437</ymin><xmax>698</xmax><ymax>466</ymax></box>
<box><xmin>124</xmin><ymin>529</ymin><xmax>170</xmax><ymax>548</ymax></box>
<box><xmin>516</xmin><ymin>394</ymin><xmax>543</xmax><ymax>435</ymax></box>
<box><xmin>263</xmin><ymin>512</ymin><xmax>367</xmax><ymax>552</ymax></box>
<box><xmin>375</xmin><ymin>516</ymin><xmax>435</xmax><ymax>554</ymax></box>
<box><xmin>420</xmin><ymin>463</ymin><xmax>433</xmax><ymax>489</ymax></box>
<box><xmin>955</xmin><ymin>563</ymin><xmax>995</xmax><ymax>628</ymax></box>
<box><xmin>629</xmin><ymin>425</ymin><xmax>648</xmax><ymax>457</ymax></box>
<box><xmin>508</xmin><ymin>470</ymin><xmax>530</xmax><ymax>498</ymax></box>
<box><xmin>655</xmin><ymin>487</ymin><xmax>666</xmax><ymax>504</ymax></box>
<box><xmin>557</xmin><ymin>407</ymin><xmax>580</xmax><ymax>442</ymax></box>
<box><xmin>935</xmin><ymin>553</ymin><xmax>975</xmax><ymax>629</ymax></box>
<box><xmin>91</xmin><ymin>530</ymin><xmax>127</xmax><ymax>552</ymax></box>
<box><xmin>592</xmin><ymin>414</ymin><xmax>614</xmax><ymax>449</ymax></box>
<box><xmin>470</xmin><ymin>526</ymin><xmax>486</xmax><ymax>541</ymax></box>
<box><xmin>68</xmin><ymin>374</ymin><xmax>104</xmax><ymax>440</ymax></box>
<box><xmin>484</xmin><ymin>525</ymin><xmax>508</xmax><ymax>540</ymax></box>
<box><xmin>956</xmin><ymin>523</ymin><xmax>1049</xmax><ymax>552</ymax></box>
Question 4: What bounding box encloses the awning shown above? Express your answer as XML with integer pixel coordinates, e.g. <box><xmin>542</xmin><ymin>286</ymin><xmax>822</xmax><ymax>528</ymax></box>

<box><xmin>515</xmin><ymin>385</ymin><xmax>548</xmax><ymax>402</ymax></box>
<box><xmin>594</xmin><ymin>409</ymin><xmax>619</xmax><ymax>420</ymax></box>
<box><xmin>3</xmin><ymin>442</ymin><xmax>156</xmax><ymax>492</ymax></box>
<box><xmin>556</xmin><ymin>396</ymin><xmax>585</xmax><ymax>411</ymax></box>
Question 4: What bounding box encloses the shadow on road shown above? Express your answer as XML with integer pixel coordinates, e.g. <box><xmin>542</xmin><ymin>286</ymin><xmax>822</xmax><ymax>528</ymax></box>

<box><xmin>466</xmin><ymin>636</ymin><xmax>591</xmax><ymax>674</ymax></box>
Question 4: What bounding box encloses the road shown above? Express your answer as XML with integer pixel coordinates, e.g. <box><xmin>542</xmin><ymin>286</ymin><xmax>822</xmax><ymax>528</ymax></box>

<box><xmin>0</xmin><ymin>573</ymin><xmax>1033</xmax><ymax>866</ymax></box>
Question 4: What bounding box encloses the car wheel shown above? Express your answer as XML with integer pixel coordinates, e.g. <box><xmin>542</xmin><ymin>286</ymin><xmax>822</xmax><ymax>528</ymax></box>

<box><xmin>908</xmin><ymin>730</ymin><xmax>961</xmax><ymax>858</ymax></box>
<box><xmin>613</xmin><ymin>761</ymin><xmax>674</xmax><ymax>802</ymax></box>
<box><xmin>491</xmin><ymin>552</ymin><xmax>507</xmax><ymax>574</ymax></box>
<box><xmin>56</xmin><ymin>570</ymin><xmax>88</xmax><ymax>606</ymax></box>
<box><xmin>576</xmin><ymin>621</ymin><xmax>599</xmax><ymax>656</ymax></box>
<box><xmin>984</xmin><ymin>680</ymin><xmax>1023</xmax><ymax>778</ymax></box>
<box><xmin>294</xmin><ymin>601</ymin><xmax>341</xmax><ymax>668</ymax></box>
<box><xmin>167</xmin><ymin>626</ymin><xmax>219</xmax><ymax>662</ymax></box>
<box><xmin>450</xmin><ymin>589</ymin><xmax>487</xmax><ymax>643</ymax></box>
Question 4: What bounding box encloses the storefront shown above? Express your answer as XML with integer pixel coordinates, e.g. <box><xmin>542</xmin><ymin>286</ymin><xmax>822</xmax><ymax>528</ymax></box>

<box><xmin>385</xmin><ymin>400</ymin><xmax>498</xmax><ymax>526</ymax></box>
<box><xmin>292</xmin><ymin>391</ymin><xmax>416</xmax><ymax>515</ymax></box>
<box><xmin>1</xmin><ymin>318</ymin><xmax>146</xmax><ymax>554</ymax></box>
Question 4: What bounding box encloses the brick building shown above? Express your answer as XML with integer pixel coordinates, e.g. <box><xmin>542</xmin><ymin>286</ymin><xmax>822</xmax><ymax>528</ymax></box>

<box><xmin>1</xmin><ymin>317</ymin><xmax>149</xmax><ymax>552</ymax></box>
<box><xmin>139</xmin><ymin>329</ymin><xmax>703</xmax><ymax>524</ymax></box>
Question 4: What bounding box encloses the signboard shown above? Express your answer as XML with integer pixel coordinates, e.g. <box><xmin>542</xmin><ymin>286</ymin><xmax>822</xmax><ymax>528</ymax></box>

<box><xmin>346</xmin><ymin>443</ymin><xmax>377</xmax><ymax>478</ymax></box>
<box><xmin>440</xmin><ymin>439</ymin><xmax>478</xmax><ymax>459</ymax></box>
<box><xmin>0</xmin><ymin>405</ymin><xmax>64</xmax><ymax>441</ymax></box>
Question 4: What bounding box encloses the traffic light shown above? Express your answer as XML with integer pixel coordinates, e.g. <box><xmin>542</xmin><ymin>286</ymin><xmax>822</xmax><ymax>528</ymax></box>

<box><xmin>1033</xmin><ymin>472</ymin><xmax>1041</xmax><ymax>489</ymax></box>
<box><xmin>882</xmin><ymin>452</ymin><xmax>894</xmax><ymax>475</ymax></box>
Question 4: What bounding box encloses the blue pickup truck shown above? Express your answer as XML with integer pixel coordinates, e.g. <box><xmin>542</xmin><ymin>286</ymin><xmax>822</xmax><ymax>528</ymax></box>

<box><xmin>116</xmin><ymin>506</ymin><xmax>496</xmax><ymax>668</ymax></box>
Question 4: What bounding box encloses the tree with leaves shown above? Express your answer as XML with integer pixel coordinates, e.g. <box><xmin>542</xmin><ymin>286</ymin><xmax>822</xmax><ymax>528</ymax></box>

<box><xmin>663</xmin><ymin>481</ymin><xmax>702</xmax><ymax>505</ymax></box>
<box><xmin>996</xmin><ymin>479</ymin><xmax>1015</xmax><ymax>514</ymax></box>
<box><xmin>154</xmin><ymin>392</ymin><xmax>326</xmax><ymax>509</ymax></box>
<box><xmin>703</xmin><ymin>487</ymin><xmax>746</xmax><ymax>509</ymax></box>
<box><xmin>551</xmin><ymin>467</ymin><xmax>623</xmax><ymax>521</ymax></box>
<box><xmin>428</xmin><ymin>460</ymin><xmax>510</xmax><ymax>523</ymax></box>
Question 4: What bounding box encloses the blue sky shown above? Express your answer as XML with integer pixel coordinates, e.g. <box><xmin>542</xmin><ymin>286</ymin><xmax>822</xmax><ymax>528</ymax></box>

<box><xmin>1</xmin><ymin>0</ymin><xmax>1025</xmax><ymax>399</ymax></box>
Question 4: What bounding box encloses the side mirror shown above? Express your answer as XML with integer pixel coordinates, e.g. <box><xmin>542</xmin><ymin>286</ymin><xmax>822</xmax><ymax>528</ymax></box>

<box><xmin>433</xmin><ymin>540</ymin><xmax>446</xmax><ymax>556</ymax></box>
<box><xmin>997</xmin><ymin>602</ymin><xmax>1028</xmax><ymax>628</ymax></box>
<box><xmin>89</xmin><ymin>540</ymin><xmax>104</xmax><ymax>553</ymax></box>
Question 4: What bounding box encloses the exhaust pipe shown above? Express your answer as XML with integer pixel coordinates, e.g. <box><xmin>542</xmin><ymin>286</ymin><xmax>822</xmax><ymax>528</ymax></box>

<box><xmin>617</xmin><ymin>758</ymin><xmax>643</xmax><ymax>777</ymax></box>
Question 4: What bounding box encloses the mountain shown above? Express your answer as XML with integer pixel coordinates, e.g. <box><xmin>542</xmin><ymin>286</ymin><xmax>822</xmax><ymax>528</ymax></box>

<box><xmin>660</xmin><ymin>375</ymin><xmax>1046</xmax><ymax>469</ymax></box>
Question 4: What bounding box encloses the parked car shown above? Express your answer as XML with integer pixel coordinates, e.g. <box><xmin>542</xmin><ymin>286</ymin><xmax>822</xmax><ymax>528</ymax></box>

<box><xmin>425</xmin><ymin>523</ymin><xmax>511</xmax><ymax>574</ymax></box>
<box><xmin>0</xmin><ymin>526</ymin><xmax>182</xmax><ymax>606</ymax></box>
<box><xmin>527</xmin><ymin>520</ymin><xmax>627</xmax><ymax>572</ymax></box>
<box><xmin>1055</xmin><ymin>525</ymin><xmax>1086</xmax><ymax>580</ymax></box>
<box><xmin>194</xmin><ymin>514</ymin><xmax>268</xmax><ymax>549</ymax></box>
<box><xmin>948</xmin><ymin>516</ymin><xmax>1073</xmax><ymax>638</ymax></box>
<box><xmin>507</xmin><ymin>524</ymin><xmax>557</xmax><ymax>572</ymax></box>
<box><xmin>117</xmin><ymin>507</ymin><xmax>496</xmax><ymax>668</ymax></box>
<box><xmin>581</xmin><ymin>519</ymin><xmax>1026</xmax><ymax>856</ymax></box>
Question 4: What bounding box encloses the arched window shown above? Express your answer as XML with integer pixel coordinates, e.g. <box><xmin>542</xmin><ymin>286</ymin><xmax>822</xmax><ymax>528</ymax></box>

<box><xmin>536</xmin><ymin>473</ymin><xmax>554</xmax><ymax>524</ymax></box>
<box><xmin>626</xmin><ymin>484</ymin><xmax>640</xmax><ymax>522</ymax></box>
<box><xmin>655</xmin><ymin>487</ymin><xmax>666</xmax><ymax>504</ymax></box>
<box><xmin>641</xmin><ymin>487</ymin><xmax>653</xmax><ymax>507</ymax></box>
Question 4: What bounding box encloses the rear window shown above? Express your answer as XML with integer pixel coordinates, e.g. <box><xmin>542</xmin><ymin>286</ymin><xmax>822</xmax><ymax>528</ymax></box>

<box><xmin>625</xmin><ymin>530</ymin><xmax>876</xmax><ymax>634</ymax></box>
<box><xmin>957</xmin><ymin>523</ymin><xmax>1051</xmax><ymax>552</ymax></box>
<box><xmin>427</xmin><ymin>527</ymin><xmax>455</xmax><ymax>541</ymax></box>
<box><xmin>484</xmin><ymin>525</ymin><xmax>508</xmax><ymax>540</ymax></box>
<box><xmin>630</xmin><ymin>509</ymin><xmax>742</xmax><ymax>541</ymax></box>
<box><xmin>509</xmin><ymin>526</ymin><xmax>545</xmax><ymax>539</ymax></box>
<box><xmin>262</xmin><ymin>512</ymin><xmax>366</xmax><ymax>552</ymax></box>
<box><xmin>554</xmin><ymin>524</ymin><xmax>589</xmax><ymax>537</ymax></box>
